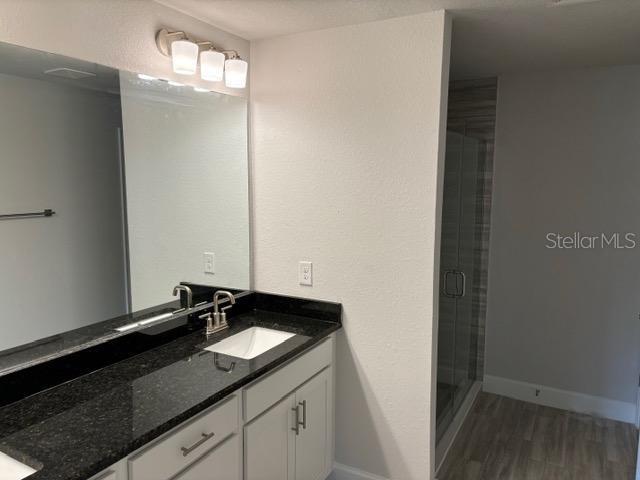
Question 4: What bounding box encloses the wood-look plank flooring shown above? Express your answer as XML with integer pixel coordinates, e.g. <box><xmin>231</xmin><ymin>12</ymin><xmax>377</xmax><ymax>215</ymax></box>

<box><xmin>438</xmin><ymin>392</ymin><xmax>638</xmax><ymax>480</ymax></box>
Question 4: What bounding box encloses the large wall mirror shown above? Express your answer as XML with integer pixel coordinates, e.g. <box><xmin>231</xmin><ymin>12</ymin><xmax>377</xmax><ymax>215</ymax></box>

<box><xmin>0</xmin><ymin>41</ymin><xmax>250</xmax><ymax>357</ymax></box>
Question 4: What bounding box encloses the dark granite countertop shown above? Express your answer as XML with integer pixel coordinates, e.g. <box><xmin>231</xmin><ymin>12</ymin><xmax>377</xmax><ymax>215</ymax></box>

<box><xmin>0</xmin><ymin>306</ymin><xmax>341</xmax><ymax>480</ymax></box>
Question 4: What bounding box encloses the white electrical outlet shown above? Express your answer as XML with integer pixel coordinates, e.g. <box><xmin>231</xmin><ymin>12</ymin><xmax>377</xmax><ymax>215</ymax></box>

<box><xmin>298</xmin><ymin>261</ymin><xmax>313</xmax><ymax>286</ymax></box>
<box><xmin>204</xmin><ymin>252</ymin><xmax>215</xmax><ymax>274</ymax></box>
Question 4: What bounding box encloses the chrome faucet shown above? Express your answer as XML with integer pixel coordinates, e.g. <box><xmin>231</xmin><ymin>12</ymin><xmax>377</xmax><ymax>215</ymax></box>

<box><xmin>203</xmin><ymin>290</ymin><xmax>236</xmax><ymax>336</ymax></box>
<box><xmin>173</xmin><ymin>285</ymin><xmax>193</xmax><ymax>309</ymax></box>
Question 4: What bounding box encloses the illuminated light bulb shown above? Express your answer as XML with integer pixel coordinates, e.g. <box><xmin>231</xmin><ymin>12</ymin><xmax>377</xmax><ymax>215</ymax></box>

<box><xmin>171</xmin><ymin>39</ymin><xmax>198</xmax><ymax>75</ymax></box>
<box><xmin>224</xmin><ymin>58</ymin><xmax>248</xmax><ymax>89</ymax></box>
<box><xmin>200</xmin><ymin>50</ymin><xmax>225</xmax><ymax>82</ymax></box>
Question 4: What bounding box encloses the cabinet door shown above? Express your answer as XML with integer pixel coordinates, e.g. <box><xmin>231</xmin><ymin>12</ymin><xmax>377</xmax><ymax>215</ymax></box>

<box><xmin>244</xmin><ymin>394</ymin><xmax>294</xmax><ymax>480</ymax></box>
<box><xmin>294</xmin><ymin>369</ymin><xmax>329</xmax><ymax>480</ymax></box>
<box><xmin>174</xmin><ymin>434</ymin><xmax>240</xmax><ymax>480</ymax></box>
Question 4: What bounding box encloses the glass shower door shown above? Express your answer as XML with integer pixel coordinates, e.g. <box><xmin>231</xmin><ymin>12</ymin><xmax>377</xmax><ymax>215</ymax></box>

<box><xmin>436</xmin><ymin>131</ymin><xmax>480</xmax><ymax>441</ymax></box>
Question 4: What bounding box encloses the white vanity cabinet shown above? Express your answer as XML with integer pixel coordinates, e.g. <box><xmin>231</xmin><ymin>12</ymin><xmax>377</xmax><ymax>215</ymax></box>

<box><xmin>244</xmin><ymin>338</ymin><xmax>334</xmax><ymax>480</ymax></box>
<box><xmin>89</xmin><ymin>335</ymin><xmax>334</xmax><ymax>480</ymax></box>
<box><xmin>292</xmin><ymin>369</ymin><xmax>330</xmax><ymax>480</ymax></box>
<box><xmin>244</xmin><ymin>394</ymin><xmax>294</xmax><ymax>480</ymax></box>
<box><xmin>244</xmin><ymin>369</ymin><xmax>331</xmax><ymax>480</ymax></box>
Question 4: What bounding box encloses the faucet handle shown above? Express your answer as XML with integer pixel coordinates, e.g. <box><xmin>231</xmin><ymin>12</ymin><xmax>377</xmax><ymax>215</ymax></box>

<box><xmin>220</xmin><ymin>305</ymin><xmax>233</xmax><ymax>327</ymax></box>
<box><xmin>200</xmin><ymin>312</ymin><xmax>219</xmax><ymax>336</ymax></box>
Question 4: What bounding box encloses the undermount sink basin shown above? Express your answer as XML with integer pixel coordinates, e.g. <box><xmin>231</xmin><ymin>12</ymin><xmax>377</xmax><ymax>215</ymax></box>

<box><xmin>0</xmin><ymin>452</ymin><xmax>37</xmax><ymax>480</ymax></box>
<box><xmin>204</xmin><ymin>327</ymin><xmax>296</xmax><ymax>359</ymax></box>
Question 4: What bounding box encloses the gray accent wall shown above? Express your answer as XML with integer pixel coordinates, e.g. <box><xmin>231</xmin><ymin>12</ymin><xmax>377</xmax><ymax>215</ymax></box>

<box><xmin>486</xmin><ymin>65</ymin><xmax>640</xmax><ymax>404</ymax></box>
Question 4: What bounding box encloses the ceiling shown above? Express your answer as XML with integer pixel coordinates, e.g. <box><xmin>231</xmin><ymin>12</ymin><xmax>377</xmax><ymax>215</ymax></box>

<box><xmin>157</xmin><ymin>0</ymin><xmax>640</xmax><ymax>78</ymax></box>
<box><xmin>451</xmin><ymin>0</ymin><xmax>640</xmax><ymax>79</ymax></box>
<box><xmin>0</xmin><ymin>41</ymin><xmax>119</xmax><ymax>94</ymax></box>
<box><xmin>156</xmin><ymin>0</ymin><xmax>548</xmax><ymax>40</ymax></box>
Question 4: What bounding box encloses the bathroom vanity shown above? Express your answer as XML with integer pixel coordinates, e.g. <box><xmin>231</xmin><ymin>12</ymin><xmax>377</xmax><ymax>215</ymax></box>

<box><xmin>0</xmin><ymin>291</ymin><xmax>341</xmax><ymax>480</ymax></box>
<box><xmin>98</xmin><ymin>337</ymin><xmax>332</xmax><ymax>480</ymax></box>
<box><xmin>0</xmin><ymin>37</ymin><xmax>340</xmax><ymax>480</ymax></box>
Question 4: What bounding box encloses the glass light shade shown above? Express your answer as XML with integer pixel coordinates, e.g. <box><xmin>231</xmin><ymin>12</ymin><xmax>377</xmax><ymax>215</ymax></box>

<box><xmin>171</xmin><ymin>40</ymin><xmax>198</xmax><ymax>75</ymax></box>
<box><xmin>200</xmin><ymin>50</ymin><xmax>225</xmax><ymax>82</ymax></box>
<box><xmin>224</xmin><ymin>58</ymin><xmax>248</xmax><ymax>89</ymax></box>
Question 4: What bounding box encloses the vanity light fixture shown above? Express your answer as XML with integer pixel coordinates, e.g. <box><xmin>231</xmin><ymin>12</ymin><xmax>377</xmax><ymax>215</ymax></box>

<box><xmin>171</xmin><ymin>39</ymin><xmax>199</xmax><ymax>75</ymax></box>
<box><xmin>224</xmin><ymin>56</ymin><xmax>248</xmax><ymax>89</ymax></box>
<box><xmin>156</xmin><ymin>28</ymin><xmax>248</xmax><ymax>89</ymax></box>
<box><xmin>200</xmin><ymin>50</ymin><xmax>226</xmax><ymax>82</ymax></box>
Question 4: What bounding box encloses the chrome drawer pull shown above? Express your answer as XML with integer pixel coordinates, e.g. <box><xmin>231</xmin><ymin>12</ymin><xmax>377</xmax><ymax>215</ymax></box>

<box><xmin>291</xmin><ymin>400</ymin><xmax>307</xmax><ymax>435</ymax></box>
<box><xmin>181</xmin><ymin>432</ymin><xmax>215</xmax><ymax>457</ymax></box>
<box><xmin>292</xmin><ymin>405</ymin><xmax>301</xmax><ymax>435</ymax></box>
<box><xmin>299</xmin><ymin>400</ymin><xmax>307</xmax><ymax>430</ymax></box>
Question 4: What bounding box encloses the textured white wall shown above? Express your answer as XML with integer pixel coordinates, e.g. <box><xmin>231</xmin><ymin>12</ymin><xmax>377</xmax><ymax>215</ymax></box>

<box><xmin>0</xmin><ymin>74</ymin><xmax>126</xmax><ymax>350</ymax></box>
<box><xmin>0</xmin><ymin>0</ymin><xmax>249</xmax><ymax>97</ymax></box>
<box><xmin>487</xmin><ymin>65</ymin><xmax>640</xmax><ymax>404</ymax></box>
<box><xmin>250</xmin><ymin>12</ymin><xmax>451</xmax><ymax>479</ymax></box>
<box><xmin>121</xmin><ymin>73</ymin><xmax>250</xmax><ymax>310</ymax></box>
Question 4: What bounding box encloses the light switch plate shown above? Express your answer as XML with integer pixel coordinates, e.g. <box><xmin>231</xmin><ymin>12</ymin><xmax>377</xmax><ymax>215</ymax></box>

<box><xmin>204</xmin><ymin>252</ymin><xmax>215</xmax><ymax>274</ymax></box>
<box><xmin>298</xmin><ymin>261</ymin><xmax>313</xmax><ymax>286</ymax></box>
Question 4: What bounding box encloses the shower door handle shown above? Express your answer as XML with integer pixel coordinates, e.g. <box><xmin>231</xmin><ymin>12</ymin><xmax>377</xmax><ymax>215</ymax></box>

<box><xmin>444</xmin><ymin>270</ymin><xmax>467</xmax><ymax>298</ymax></box>
<box><xmin>457</xmin><ymin>271</ymin><xmax>466</xmax><ymax>298</ymax></box>
<box><xmin>443</xmin><ymin>270</ymin><xmax>458</xmax><ymax>297</ymax></box>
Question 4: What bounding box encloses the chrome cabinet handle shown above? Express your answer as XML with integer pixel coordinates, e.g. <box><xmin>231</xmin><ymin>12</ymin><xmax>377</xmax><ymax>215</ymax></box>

<box><xmin>181</xmin><ymin>432</ymin><xmax>215</xmax><ymax>457</ymax></box>
<box><xmin>299</xmin><ymin>400</ymin><xmax>307</xmax><ymax>430</ymax></box>
<box><xmin>292</xmin><ymin>405</ymin><xmax>301</xmax><ymax>435</ymax></box>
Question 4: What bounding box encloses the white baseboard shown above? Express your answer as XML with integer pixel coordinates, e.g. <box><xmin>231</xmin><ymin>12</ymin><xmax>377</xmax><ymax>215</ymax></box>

<box><xmin>435</xmin><ymin>381</ymin><xmax>481</xmax><ymax>475</ymax></box>
<box><xmin>330</xmin><ymin>462</ymin><xmax>390</xmax><ymax>480</ymax></box>
<box><xmin>483</xmin><ymin>374</ymin><xmax>636</xmax><ymax>424</ymax></box>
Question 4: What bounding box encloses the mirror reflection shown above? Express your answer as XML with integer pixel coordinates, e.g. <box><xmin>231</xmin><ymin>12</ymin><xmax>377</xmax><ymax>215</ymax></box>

<box><xmin>0</xmin><ymin>42</ymin><xmax>250</xmax><ymax>353</ymax></box>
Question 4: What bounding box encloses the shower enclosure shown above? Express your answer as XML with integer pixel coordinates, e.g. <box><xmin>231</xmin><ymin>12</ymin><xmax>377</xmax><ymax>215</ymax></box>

<box><xmin>436</xmin><ymin>131</ymin><xmax>482</xmax><ymax>442</ymax></box>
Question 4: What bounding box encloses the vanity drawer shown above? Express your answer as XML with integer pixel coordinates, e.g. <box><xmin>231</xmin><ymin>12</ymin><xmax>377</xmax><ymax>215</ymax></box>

<box><xmin>128</xmin><ymin>395</ymin><xmax>239</xmax><ymax>480</ymax></box>
<box><xmin>243</xmin><ymin>337</ymin><xmax>332</xmax><ymax>422</ymax></box>
<box><xmin>173</xmin><ymin>434</ymin><xmax>240</xmax><ymax>480</ymax></box>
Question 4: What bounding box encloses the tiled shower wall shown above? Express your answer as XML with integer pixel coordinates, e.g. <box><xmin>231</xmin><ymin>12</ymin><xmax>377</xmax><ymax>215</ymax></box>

<box><xmin>446</xmin><ymin>78</ymin><xmax>497</xmax><ymax>379</ymax></box>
